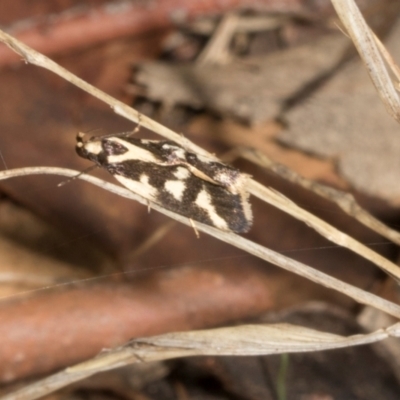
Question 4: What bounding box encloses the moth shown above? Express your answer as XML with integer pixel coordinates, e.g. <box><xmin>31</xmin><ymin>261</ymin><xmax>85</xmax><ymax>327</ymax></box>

<box><xmin>76</xmin><ymin>132</ymin><xmax>253</xmax><ymax>233</ymax></box>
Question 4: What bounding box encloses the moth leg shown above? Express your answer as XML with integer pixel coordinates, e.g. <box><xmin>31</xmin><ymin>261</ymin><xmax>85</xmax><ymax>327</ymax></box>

<box><xmin>189</xmin><ymin>218</ymin><xmax>200</xmax><ymax>238</ymax></box>
<box><xmin>131</xmin><ymin>113</ymin><xmax>142</xmax><ymax>135</ymax></box>
<box><xmin>116</xmin><ymin>114</ymin><xmax>142</xmax><ymax>138</ymax></box>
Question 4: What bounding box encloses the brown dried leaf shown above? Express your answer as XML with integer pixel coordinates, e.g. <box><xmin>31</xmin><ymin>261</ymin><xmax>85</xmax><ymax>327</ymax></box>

<box><xmin>135</xmin><ymin>34</ymin><xmax>349</xmax><ymax>123</ymax></box>
<box><xmin>280</xmin><ymin>19</ymin><xmax>400</xmax><ymax>203</ymax></box>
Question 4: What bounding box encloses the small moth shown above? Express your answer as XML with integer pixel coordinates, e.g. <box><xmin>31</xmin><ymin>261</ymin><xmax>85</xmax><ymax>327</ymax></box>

<box><xmin>76</xmin><ymin>132</ymin><xmax>253</xmax><ymax>233</ymax></box>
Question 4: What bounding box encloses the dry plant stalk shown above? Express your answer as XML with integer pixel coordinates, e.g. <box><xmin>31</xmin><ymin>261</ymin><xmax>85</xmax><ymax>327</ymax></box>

<box><xmin>3</xmin><ymin>322</ymin><xmax>400</xmax><ymax>400</ymax></box>
<box><xmin>126</xmin><ymin>220</ymin><xmax>176</xmax><ymax>260</ymax></box>
<box><xmin>0</xmin><ymin>11</ymin><xmax>400</xmax><ymax>280</ymax></box>
<box><xmin>0</xmin><ymin>27</ymin><xmax>399</xmax><ymax>294</ymax></box>
<box><xmin>196</xmin><ymin>12</ymin><xmax>239</xmax><ymax>66</ymax></box>
<box><xmin>232</xmin><ymin>147</ymin><xmax>400</xmax><ymax>246</ymax></box>
<box><xmin>1</xmin><ymin>0</ymin><xmax>400</xmax><ymax>397</ymax></box>
<box><xmin>1</xmin><ymin>166</ymin><xmax>398</xmax><ymax>319</ymax></box>
<box><xmin>331</xmin><ymin>0</ymin><xmax>400</xmax><ymax>122</ymax></box>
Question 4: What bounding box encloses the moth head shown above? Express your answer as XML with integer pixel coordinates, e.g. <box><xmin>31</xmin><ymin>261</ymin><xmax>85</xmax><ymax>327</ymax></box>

<box><xmin>75</xmin><ymin>132</ymin><xmax>104</xmax><ymax>164</ymax></box>
<box><xmin>76</xmin><ymin>133</ymin><xmax>129</xmax><ymax>166</ymax></box>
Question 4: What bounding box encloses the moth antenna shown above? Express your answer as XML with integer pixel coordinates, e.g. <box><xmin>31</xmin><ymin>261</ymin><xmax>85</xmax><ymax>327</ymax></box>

<box><xmin>76</xmin><ymin>114</ymin><xmax>142</xmax><ymax>142</ymax></box>
<box><xmin>58</xmin><ymin>165</ymin><xmax>98</xmax><ymax>187</ymax></box>
<box><xmin>116</xmin><ymin>114</ymin><xmax>142</xmax><ymax>138</ymax></box>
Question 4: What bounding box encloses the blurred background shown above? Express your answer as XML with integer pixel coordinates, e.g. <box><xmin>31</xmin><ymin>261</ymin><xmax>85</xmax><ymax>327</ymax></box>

<box><xmin>1</xmin><ymin>0</ymin><xmax>400</xmax><ymax>398</ymax></box>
